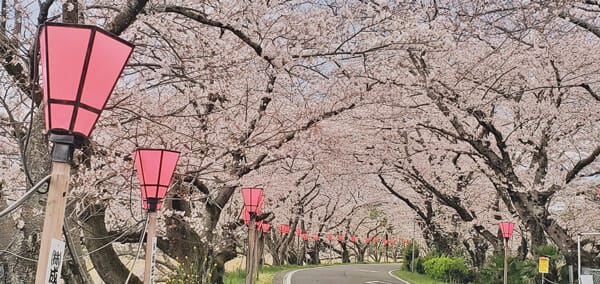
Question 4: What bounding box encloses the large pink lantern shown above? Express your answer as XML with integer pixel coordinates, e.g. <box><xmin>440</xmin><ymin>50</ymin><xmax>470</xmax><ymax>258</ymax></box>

<box><xmin>133</xmin><ymin>149</ymin><xmax>180</xmax><ymax>211</ymax></box>
<box><xmin>241</xmin><ymin>188</ymin><xmax>264</xmax><ymax>214</ymax></box>
<box><xmin>499</xmin><ymin>221</ymin><xmax>515</xmax><ymax>239</ymax></box>
<box><xmin>40</xmin><ymin>23</ymin><xmax>133</xmax><ymax>140</ymax></box>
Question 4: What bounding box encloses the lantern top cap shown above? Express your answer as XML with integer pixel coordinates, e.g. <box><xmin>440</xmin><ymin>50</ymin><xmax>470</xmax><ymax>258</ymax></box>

<box><xmin>134</xmin><ymin>148</ymin><xmax>181</xmax><ymax>154</ymax></box>
<box><xmin>43</xmin><ymin>22</ymin><xmax>135</xmax><ymax>48</ymax></box>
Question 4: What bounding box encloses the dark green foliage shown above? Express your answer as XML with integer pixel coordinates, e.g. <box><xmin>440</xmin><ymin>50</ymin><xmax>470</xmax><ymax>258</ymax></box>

<box><xmin>477</xmin><ymin>254</ymin><xmax>537</xmax><ymax>284</ymax></box>
<box><xmin>402</xmin><ymin>242</ymin><xmax>420</xmax><ymax>271</ymax></box>
<box><xmin>422</xmin><ymin>256</ymin><xmax>469</xmax><ymax>283</ymax></box>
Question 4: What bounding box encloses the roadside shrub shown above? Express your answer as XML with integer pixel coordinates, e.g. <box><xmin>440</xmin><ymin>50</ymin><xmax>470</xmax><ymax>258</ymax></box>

<box><xmin>476</xmin><ymin>254</ymin><xmax>537</xmax><ymax>284</ymax></box>
<box><xmin>423</xmin><ymin>256</ymin><xmax>469</xmax><ymax>283</ymax></box>
<box><xmin>402</xmin><ymin>242</ymin><xmax>420</xmax><ymax>271</ymax></box>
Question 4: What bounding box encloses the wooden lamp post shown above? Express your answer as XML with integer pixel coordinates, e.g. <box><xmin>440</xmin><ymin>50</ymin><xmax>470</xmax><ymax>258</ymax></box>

<box><xmin>35</xmin><ymin>22</ymin><xmax>133</xmax><ymax>284</ymax></box>
<box><xmin>133</xmin><ymin>149</ymin><xmax>180</xmax><ymax>284</ymax></box>
<box><xmin>242</xmin><ymin>187</ymin><xmax>264</xmax><ymax>284</ymax></box>
<box><xmin>500</xmin><ymin>221</ymin><xmax>515</xmax><ymax>284</ymax></box>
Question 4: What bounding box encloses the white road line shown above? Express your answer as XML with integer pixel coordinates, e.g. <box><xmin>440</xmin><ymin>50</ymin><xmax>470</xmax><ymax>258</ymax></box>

<box><xmin>387</xmin><ymin>270</ymin><xmax>411</xmax><ymax>284</ymax></box>
<box><xmin>359</xmin><ymin>269</ymin><xmax>380</xmax><ymax>273</ymax></box>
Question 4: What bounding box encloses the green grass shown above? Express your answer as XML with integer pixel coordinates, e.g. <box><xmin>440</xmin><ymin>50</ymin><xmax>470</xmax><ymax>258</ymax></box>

<box><xmin>392</xmin><ymin>270</ymin><xmax>448</xmax><ymax>284</ymax></box>
<box><xmin>224</xmin><ymin>264</ymin><xmax>316</xmax><ymax>284</ymax></box>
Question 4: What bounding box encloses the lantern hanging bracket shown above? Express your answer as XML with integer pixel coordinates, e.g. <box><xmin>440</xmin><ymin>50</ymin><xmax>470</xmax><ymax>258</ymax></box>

<box><xmin>49</xmin><ymin>133</ymin><xmax>84</xmax><ymax>163</ymax></box>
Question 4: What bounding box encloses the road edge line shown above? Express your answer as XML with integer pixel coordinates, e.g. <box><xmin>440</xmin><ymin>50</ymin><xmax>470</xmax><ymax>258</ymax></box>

<box><xmin>283</xmin><ymin>268</ymin><xmax>306</xmax><ymax>284</ymax></box>
<box><xmin>388</xmin><ymin>269</ymin><xmax>411</xmax><ymax>284</ymax></box>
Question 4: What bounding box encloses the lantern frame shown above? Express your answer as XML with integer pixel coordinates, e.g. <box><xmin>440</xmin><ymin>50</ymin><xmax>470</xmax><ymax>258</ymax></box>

<box><xmin>241</xmin><ymin>188</ymin><xmax>264</xmax><ymax>215</ymax></box>
<box><xmin>40</xmin><ymin>22</ymin><xmax>134</xmax><ymax>161</ymax></box>
<box><xmin>133</xmin><ymin>148</ymin><xmax>180</xmax><ymax>212</ymax></box>
<box><xmin>499</xmin><ymin>221</ymin><xmax>515</xmax><ymax>239</ymax></box>
<box><xmin>278</xmin><ymin>224</ymin><xmax>290</xmax><ymax>234</ymax></box>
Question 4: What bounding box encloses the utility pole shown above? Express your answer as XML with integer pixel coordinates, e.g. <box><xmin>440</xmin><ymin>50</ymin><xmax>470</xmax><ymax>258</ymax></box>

<box><xmin>411</xmin><ymin>220</ymin><xmax>416</xmax><ymax>273</ymax></box>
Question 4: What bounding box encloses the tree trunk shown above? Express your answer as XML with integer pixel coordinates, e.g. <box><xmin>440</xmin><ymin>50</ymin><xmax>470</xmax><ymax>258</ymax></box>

<box><xmin>81</xmin><ymin>203</ymin><xmax>142</xmax><ymax>284</ymax></box>
<box><xmin>0</xmin><ymin>108</ymin><xmax>50</xmax><ymax>283</ymax></box>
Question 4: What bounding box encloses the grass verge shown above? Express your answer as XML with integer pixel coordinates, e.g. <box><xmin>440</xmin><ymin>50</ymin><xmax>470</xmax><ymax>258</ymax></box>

<box><xmin>392</xmin><ymin>269</ymin><xmax>448</xmax><ymax>284</ymax></box>
<box><xmin>224</xmin><ymin>264</ymin><xmax>313</xmax><ymax>284</ymax></box>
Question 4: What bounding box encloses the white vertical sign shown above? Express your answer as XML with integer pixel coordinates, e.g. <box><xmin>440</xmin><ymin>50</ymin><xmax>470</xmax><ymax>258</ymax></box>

<box><xmin>45</xmin><ymin>238</ymin><xmax>65</xmax><ymax>284</ymax></box>
<box><xmin>150</xmin><ymin>236</ymin><xmax>157</xmax><ymax>284</ymax></box>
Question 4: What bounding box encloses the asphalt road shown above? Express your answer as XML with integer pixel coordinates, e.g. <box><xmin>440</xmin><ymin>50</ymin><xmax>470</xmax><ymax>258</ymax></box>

<box><xmin>280</xmin><ymin>263</ymin><xmax>410</xmax><ymax>284</ymax></box>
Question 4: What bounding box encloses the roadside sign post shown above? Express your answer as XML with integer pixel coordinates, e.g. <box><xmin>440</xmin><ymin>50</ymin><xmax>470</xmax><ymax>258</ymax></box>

<box><xmin>539</xmin><ymin>256</ymin><xmax>549</xmax><ymax>284</ymax></box>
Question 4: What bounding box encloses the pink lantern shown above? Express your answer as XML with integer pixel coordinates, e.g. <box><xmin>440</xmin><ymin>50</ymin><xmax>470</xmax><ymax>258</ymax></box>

<box><xmin>383</xmin><ymin>239</ymin><xmax>388</xmax><ymax>246</ymax></box>
<box><xmin>499</xmin><ymin>221</ymin><xmax>515</xmax><ymax>239</ymax></box>
<box><xmin>373</xmin><ymin>236</ymin><xmax>379</xmax><ymax>243</ymax></box>
<box><xmin>242</xmin><ymin>208</ymin><xmax>251</xmax><ymax>224</ymax></box>
<box><xmin>389</xmin><ymin>239</ymin><xmax>395</xmax><ymax>246</ymax></box>
<box><xmin>296</xmin><ymin>228</ymin><xmax>303</xmax><ymax>236</ymax></box>
<box><xmin>364</xmin><ymin>236</ymin><xmax>371</xmax><ymax>244</ymax></box>
<box><xmin>133</xmin><ymin>149</ymin><xmax>180</xmax><ymax>212</ymax></box>
<box><xmin>350</xmin><ymin>235</ymin><xmax>357</xmax><ymax>243</ymax></box>
<box><xmin>241</xmin><ymin>188</ymin><xmax>264</xmax><ymax>214</ymax></box>
<box><xmin>302</xmin><ymin>232</ymin><xmax>308</xmax><ymax>241</ymax></box>
<box><xmin>337</xmin><ymin>233</ymin><xmax>345</xmax><ymax>242</ymax></box>
<box><xmin>278</xmin><ymin>224</ymin><xmax>290</xmax><ymax>234</ymax></box>
<box><xmin>327</xmin><ymin>233</ymin><xmax>334</xmax><ymax>241</ymax></box>
<box><xmin>261</xmin><ymin>223</ymin><xmax>271</xmax><ymax>233</ymax></box>
<box><xmin>40</xmin><ymin>23</ymin><xmax>133</xmax><ymax>139</ymax></box>
<box><xmin>312</xmin><ymin>233</ymin><xmax>319</xmax><ymax>241</ymax></box>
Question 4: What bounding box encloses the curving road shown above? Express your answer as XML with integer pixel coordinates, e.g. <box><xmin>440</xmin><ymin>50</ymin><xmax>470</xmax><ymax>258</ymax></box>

<box><xmin>278</xmin><ymin>263</ymin><xmax>410</xmax><ymax>284</ymax></box>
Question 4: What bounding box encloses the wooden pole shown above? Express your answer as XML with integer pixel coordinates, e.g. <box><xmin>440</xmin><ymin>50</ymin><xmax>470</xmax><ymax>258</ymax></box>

<box><xmin>246</xmin><ymin>216</ymin><xmax>256</xmax><ymax>284</ymax></box>
<box><xmin>35</xmin><ymin>162</ymin><xmax>71</xmax><ymax>284</ymax></box>
<box><xmin>144</xmin><ymin>212</ymin><xmax>157</xmax><ymax>284</ymax></box>
<box><xmin>503</xmin><ymin>237</ymin><xmax>509</xmax><ymax>284</ymax></box>
<box><xmin>253</xmin><ymin>230</ymin><xmax>262</xmax><ymax>281</ymax></box>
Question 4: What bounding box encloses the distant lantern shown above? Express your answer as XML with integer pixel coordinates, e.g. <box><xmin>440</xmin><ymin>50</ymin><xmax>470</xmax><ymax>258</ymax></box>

<box><xmin>350</xmin><ymin>235</ymin><xmax>357</xmax><ymax>243</ymax></box>
<box><xmin>499</xmin><ymin>221</ymin><xmax>515</xmax><ymax>239</ymax></box>
<box><xmin>261</xmin><ymin>223</ymin><xmax>271</xmax><ymax>234</ymax></box>
<box><xmin>312</xmin><ymin>233</ymin><xmax>319</xmax><ymax>241</ymax></box>
<box><xmin>279</xmin><ymin>224</ymin><xmax>290</xmax><ymax>234</ymax></box>
<box><xmin>383</xmin><ymin>239</ymin><xmax>388</xmax><ymax>246</ymax></box>
<box><xmin>337</xmin><ymin>233</ymin><xmax>345</xmax><ymax>242</ymax></box>
<box><xmin>241</xmin><ymin>188</ymin><xmax>264</xmax><ymax>215</ymax></box>
<box><xmin>364</xmin><ymin>236</ymin><xmax>371</xmax><ymax>244</ymax></box>
<box><xmin>302</xmin><ymin>232</ymin><xmax>308</xmax><ymax>241</ymax></box>
<box><xmin>133</xmin><ymin>149</ymin><xmax>180</xmax><ymax>212</ymax></box>
<box><xmin>389</xmin><ymin>239</ymin><xmax>395</xmax><ymax>246</ymax></box>
<box><xmin>327</xmin><ymin>233</ymin><xmax>334</xmax><ymax>241</ymax></box>
<box><xmin>373</xmin><ymin>236</ymin><xmax>379</xmax><ymax>243</ymax></box>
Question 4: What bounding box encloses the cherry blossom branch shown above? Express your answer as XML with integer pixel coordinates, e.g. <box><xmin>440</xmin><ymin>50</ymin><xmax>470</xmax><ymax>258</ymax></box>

<box><xmin>559</xmin><ymin>10</ymin><xmax>600</xmax><ymax>38</ymax></box>
<box><xmin>565</xmin><ymin>145</ymin><xmax>600</xmax><ymax>183</ymax></box>
<box><xmin>105</xmin><ymin>0</ymin><xmax>149</xmax><ymax>35</ymax></box>
<box><xmin>163</xmin><ymin>6</ymin><xmax>274</xmax><ymax>65</ymax></box>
